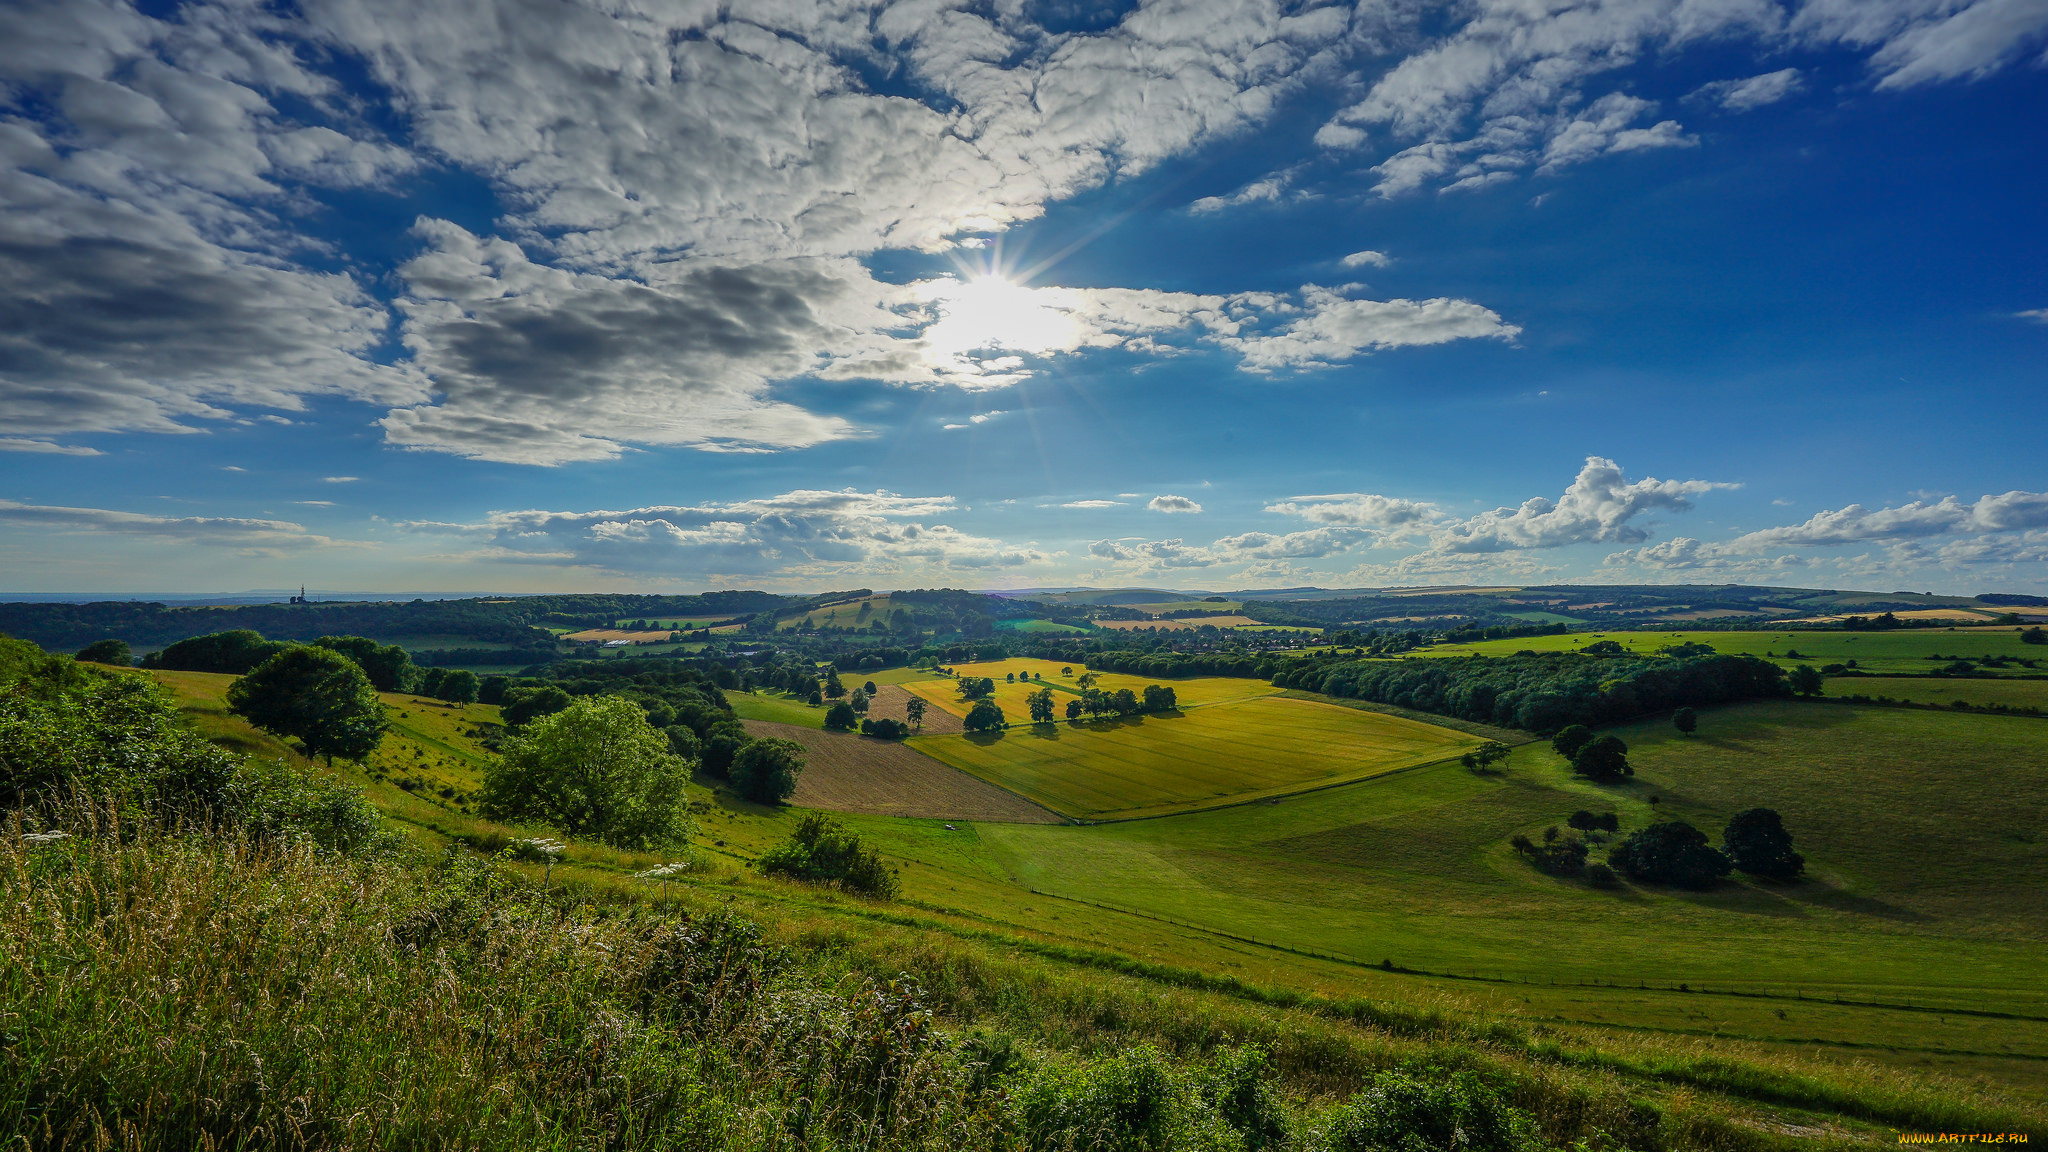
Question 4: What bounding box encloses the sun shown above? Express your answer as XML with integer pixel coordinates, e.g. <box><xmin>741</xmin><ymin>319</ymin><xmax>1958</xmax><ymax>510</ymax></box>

<box><xmin>919</xmin><ymin>274</ymin><xmax>1084</xmax><ymax>362</ymax></box>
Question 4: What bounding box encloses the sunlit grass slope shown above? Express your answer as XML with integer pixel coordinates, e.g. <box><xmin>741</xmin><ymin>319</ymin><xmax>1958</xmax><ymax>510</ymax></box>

<box><xmin>1416</xmin><ymin>628</ymin><xmax>2046</xmax><ymax>674</ymax></box>
<box><xmin>910</xmin><ymin>696</ymin><xmax>1479</xmax><ymax>821</ymax></box>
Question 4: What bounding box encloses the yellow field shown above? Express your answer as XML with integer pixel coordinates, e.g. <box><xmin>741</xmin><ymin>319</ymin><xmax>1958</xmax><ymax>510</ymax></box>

<box><xmin>564</xmin><ymin>628</ymin><xmax>675</xmax><ymax>642</ymax></box>
<box><xmin>908</xmin><ymin>695</ymin><xmax>1480</xmax><ymax>820</ymax></box>
<box><xmin>908</xmin><ymin>658</ymin><xmax>1276</xmax><ymax>720</ymax></box>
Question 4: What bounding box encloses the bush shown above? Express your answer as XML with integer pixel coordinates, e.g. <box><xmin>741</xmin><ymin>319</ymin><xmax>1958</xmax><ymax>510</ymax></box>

<box><xmin>862</xmin><ymin>717</ymin><xmax>910</xmax><ymax>739</ymax></box>
<box><xmin>757</xmin><ymin>813</ymin><xmax>899</xmax><ymax>898</ymax></box>
<box><xmin>1584</xmin><ymin>862</ymin><xmax>1620</xmax><ymax>886</ymax></box>
<box><xmin>729</xmin><ymin>737</ymin><xmax>804</xmax><ymax>804</ymax></box>
<box><xmin>481</xmin><ymin>695</ymin><xmax>694</xmax><ymax>850</ymax></box>
<box><xmin>1608</xmin><ymin>820</ymin><xmax>1732</xmax><ymax>889</ymax></box>
<box><xmin>1511</xmin><ymin>828</ymin><xmax>1589</xmax><ymax>876</ymax></box>
<box><xmin>501</xmin><ymin>684</ymin><xmax>573</xmax><ymax>727</ymax></box>
<box><xmin>141</xmin><ymin>629</ymin><xmax>286</xmax><ymax>674</ymax></box>
<box><xmin>1317</xmin><ymin>1068</ymin><xmax>1536</xmax><ymax>1152</ymax></box>
<box><xmin>1672</xmin><ymin>706</ymin><xmax>1697</xmax><ymax>734</ymax></box>
<box><xmin>1723</xmin><ymin>807</ymin><xmax>1805</xmax><ymax>881</ymax></box>
<box><xmin>73</xmin><ymin>639</ymin><xmax>131</xmax><ymax>666</ymax></box>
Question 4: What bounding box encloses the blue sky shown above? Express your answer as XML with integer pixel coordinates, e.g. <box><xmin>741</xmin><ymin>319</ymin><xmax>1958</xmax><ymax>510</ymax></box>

<box><xmin>2</xmin><ymin>0</ymin><xmax>2044</xmax><ymax>594</ymax></box>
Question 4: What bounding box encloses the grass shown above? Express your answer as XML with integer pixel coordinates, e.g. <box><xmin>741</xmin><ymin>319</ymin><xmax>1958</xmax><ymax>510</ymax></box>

<box><xmin>778</xmin><ymin>593</ymin><xmax>895</xmax><ymax>631</ymax></box>
<box><xmin>949</xmin><ymin>701</ymin><xmax>2048</xmax><ymax>1029</ymax></box>
<box><xmin>1825</xmin><ymin>676</ymin><xmax>2048</xmax><ymax>709</ymax></box>
<box><xmin>728</xmin><ymin>688</ymin><xmax>831</xmax><ymax>728</ymax></box>
<box><xmin>1414</xmin><ymin>628</ymin><xmax>2048</xmax><ymax>674</ymax></box>
<box><xmin>909</xmin><ymin>696</ymin><xmax>1480</xmax><ymax>821</ymax></box>
<box><xmin>121</xmin><ymin>663</ymin><xmax>2048</xmax><ymax>1133</ymax></box>
<box><xmin>995</xmin><ymin>618</ymin><xmax>1092</xmax><ymax>634</ymax></box>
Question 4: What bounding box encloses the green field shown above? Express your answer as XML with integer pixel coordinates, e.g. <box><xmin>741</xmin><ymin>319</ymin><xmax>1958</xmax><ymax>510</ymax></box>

<box><xmin>1418</xmin><ymin>627</ymin><xmax>2046</xmax><ymax>674</ymax></box>
<box><xmin>727</xmin><ymin>688</ymin><xmax>831</xmax><ymax>728</ymax></box>
<box><xmin>910</xmin><ymin>695</ymin><xmax>1480</xmax><ymax>820</ymax></box>
<box><xmin>949</xmin><ymin>700</ymin><xmax>2048</xmax><ymax>1030</ymax></box>
<box><xmin>133</xmin><ymin>658</ymin><xmax>2048</xmax><ymax>1124</ymax></box>
<box><xmin>995</xmin><ymin>617</ymin><xmax>1091</xmax><ymax>634</ymax></box>
<box><xmin>1825</xmin><ymin>675</ymin><xmax>2048</xmax><ymax>709</ymax></box>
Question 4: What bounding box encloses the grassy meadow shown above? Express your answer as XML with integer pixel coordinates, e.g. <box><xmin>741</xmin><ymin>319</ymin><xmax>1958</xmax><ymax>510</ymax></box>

<box><xmin>1414</xmin><ymin>627</ymin><xmax>2048</xmax><ymax>674</ymax></box>
<box><xmin>120</xmin><ymin>658</ymin><xmax>2048</xmax><ymax>1134</ymax></box>
<box><xmin>1826</xmin><ymin>676</ymin><xmax>2048</xmax><ymax>709</ymax></box>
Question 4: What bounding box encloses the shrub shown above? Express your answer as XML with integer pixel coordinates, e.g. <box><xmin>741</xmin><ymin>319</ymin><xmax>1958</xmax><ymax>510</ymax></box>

<box><xmin>1608</xmin><ymin>820</ymin><xmax>1732</xmax><ymax>889</ymax></box>
<box><xmin>481</xmin><ymin>695</ymin><xmax>694</xmax><ymax>849</ymax></box>
<box><xmin>1723</xmin><ymin>807</ymin><xmax>1805</xmax><ymax>881</ymax></box>
<box><xmin>1317</xmin><ymin>1068</ymin><xmax>1536</xmax><ymax>1152</ymax></box>
<box><xmin>500</xmin><ymin>684</ymin><xmax>573</xmax><ymax>726</ymax></box>
<box><xmin>1672</xmin><ymin>706</ymin><xmax>1697</xmax><ymax>734</ymax></box>
<box><xmin>141</xmin><ymin>629</ymin><xmax>286</xmax><ymax>674</ymax></box>
<box><xmin>1512</xmin><ymin>829</ymin><xmax>1589</xmax><ymax>877</ymax></box>
<box><xmin>757</xmin><ymin>813</ymin><xmax>899</xmax><ymax>898</ymax></box>
<box><xmin>73</xmin><ymin>639</ymin><xmax>131</xmax><ymax>666</ymax></box>
<box><xmin>862</xmin><ymin>717</ymin><xmax>910</xmax><ymax>739</ymax></box>
<box><xmin>1584</xmin><ymin>862</ymin><xmax>1620</xmax><ymax>886</ymax></box>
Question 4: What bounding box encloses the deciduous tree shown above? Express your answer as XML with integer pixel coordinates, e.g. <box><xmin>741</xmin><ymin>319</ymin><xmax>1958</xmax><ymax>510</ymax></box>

<box><xmin>228</xmin><ymin>645</ymin><xmax>386</xmax><ymax>765</ymax></box>
<box><xmin>480</xmin><ymin>695</ymin><xmax>692</xmax><ymax>848</ymax></box>
<box><xmin>1722</xmin><ymin>807</ymin><xmax>1804</xmax><ymax>880</ymax></box>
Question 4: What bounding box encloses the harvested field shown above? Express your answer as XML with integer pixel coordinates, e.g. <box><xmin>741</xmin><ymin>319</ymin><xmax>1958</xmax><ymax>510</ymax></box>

<box><xmin>562</xmin><ymin>628</ymin><xmax>675</xmax><ymax>642</ymax></box>
<box><xmin>741</xmin><ymin>720</ymin><xmax>1060</xmax><ymax>823</ymax></box>
<box><xmin>1091</xmin><ymin>615</ymin><xmax>1262</xmax><ymax>630</ymax></box>
<box><xmin>865</xmin><ymin>683</ymin><xmax>963</xmax><ymax>734</ymax></box>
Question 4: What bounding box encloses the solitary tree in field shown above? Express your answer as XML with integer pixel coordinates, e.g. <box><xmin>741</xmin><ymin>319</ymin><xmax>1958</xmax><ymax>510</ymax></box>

<box><xmin>1028</xmin><ymin>687</ymin><xmax>1056</xmax><ymax>724</ymax></box>
<box><xmin>1065</xmin><ymin>698</ymin><xmax>1083</xmax><ymax>721</ymax></box>
<box><xmin>729</xmin><ymin>737</ymin><xmax>805</xmax><ymax>804</ymax></box>
<box><xmin>1142</xmin><ymin>684</ymin><xmax>1177</xmax><ymax>712</ymax></box>
<box><xmin>1061</xmin><ymin>666</ymin><xmax>1073</xmax><ymax>676</ymax></box>
<box><xmin>863</xmin><ymin>680</ymin><xmax>878</xmax><ymax>695</ymax></box>
<box><xmin>1787</xmin><ymin>665</ymin><xmax>1824</xmax><ymax>697</ymax></box>
<box><xmin>480</xmin><ymin>695</ymin><xmax>692</xmax><ymax>848</ymax></box>
<box><xmin>1550</xmin><ymin>724</ymin><xmax>1596</xmax><ymax>760</ymax></box>
<box><xmin>825</xmin><ymin>701</ymin><xmax>858</xmax><ymax>730</ymax></box>
<box><xmin>905</xmin><ymin>696</ymin><xmax>927</xmax><ymax>730</ymax></box>
<box><xmin>964</xmin><ymin>700</ymin><xmax>1006</xmax><ymax>733</ymax></box>
<box><xmin>1571</xmin><ymin>735</ymin><xmax>1632</xmax><ymax>782</ymax></box>
<box><xmin>1672</xmin><ymin>707</ymin><xmax>1698</xmax><ymax>735</ymax></box>
<box><xmin>1722</xmin><ymin>808</ymin><xmax>1804</xmax><ymax>880</ymax></box>
<box><xmin>1459</xmin><ymin>741</ymin><xmax>1511</xmax><ymax>771</ymax></box>
<box><xmin>228</xmin><ymin>645</ymin><xmax>386</xmax><ymax>765</ymax></box>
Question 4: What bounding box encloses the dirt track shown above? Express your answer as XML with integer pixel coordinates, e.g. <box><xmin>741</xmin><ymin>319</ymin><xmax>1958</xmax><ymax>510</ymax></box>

<box><xmin>863</xmin><ymin>683</ymin><xmax>964</xmax><ymax>734</ymax></box>
<box><xmin>741</xmin><ymin>720</ymin><xmax>1059</xmax><ymax>824</ymax></box>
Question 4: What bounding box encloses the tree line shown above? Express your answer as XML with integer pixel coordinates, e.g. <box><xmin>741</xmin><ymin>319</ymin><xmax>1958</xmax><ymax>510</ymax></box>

<box><xmin>1272</xmin><ymin>650</ymin><xmax>1790</xmax><ymax>734</ymax></box>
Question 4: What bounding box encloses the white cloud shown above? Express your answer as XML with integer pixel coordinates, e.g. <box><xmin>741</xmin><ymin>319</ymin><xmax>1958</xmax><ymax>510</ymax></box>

<box><xmin>2016</xmin><ymin>308</ymin><xmax>2048</xmax><ymax>324</ymax></box>
<box><xmin>399</xmin><ymin>488</ymin><xmax>1049</xmax><ymax>580</ymax></box>
<box><xmin>294</xmin><ymin>500</ymin><xmax>336</xmax><ymax>506</ymax></box>
<box><xmin>946</xmin><ymin>409</ymin><xmax>1008</xmax><ymax>429</ymax></box>
<box><xmin>0</xmin><ymin>438</ymin><xmax>100</xmax><ymax>455</ymax></box>
<box><xmin>1691</xmin><ymin>68</ymin><xmax>1805</xmax><ymax>111</ymax></box>
<box><xmin>1088</xmin><ymin>537</ymin><xmax>1219</xmax><ymax>569</ymax></box>
<box><xmin>1340</xmin><ymin>250</ymin><xmax>1391</xmax><ymax>268</ymax></box>
<box><xmin>324</xmin><ymin>476</ymin><xmax>357</xmax><ymax>483</ymax></box>
<box><xmin>1061</xmin><ymin>499</ymin><xmax>1125</xmax><ymax>509</ymax></box>
<box><xmin>1149</xmin><ymin>495</ymin><xmax>1204</xmax><ymax>513</ymax></box>
<box><xmin>1319</xmin><ymin>0</ymin><xmax>2048</xmax><ymax>197</ymax></box>
<box><xmin>0</xmin><ymin>499</ymin><xmax>330</xmax><ymax>547</ymax></box>
<box><xmin>1190</xmin><ymin>168</ymin><xmax>1298</xmax><ymax>214</ymax></box>
<box><xmin>1265</xmin><ymin>492</ymin><xmax>1438</xmax><ymax>531</ymax></box>
<box><xmin>1222</xmin><ymin>287</ymin><xmax>1519</xmax><ymax>369</ymax></box>
<box><xmin>1432</xmin><ymin>456</ymin><xmax>1734</xmax><ymax>553</ymax></box>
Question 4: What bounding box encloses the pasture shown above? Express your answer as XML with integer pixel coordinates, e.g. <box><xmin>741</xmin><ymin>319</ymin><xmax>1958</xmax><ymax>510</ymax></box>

<box><xmin>909</xmin><ymin>695</ymin><xmax>1480</xmax><ymax>820</ymax></box>
<box><xmin>1416</xmin><ymin>627</ymin><xmax>2047</xmax><ymax>674</ymax></box>
<box><xmin>994</xmin><ymin>617</ymin><xmax>1091</xmax><ymax>633</ymax></box>
<box><xmin>778</xmin><ymin>593</ymin><xmax>895</xmax><ymax>630</ymax></box>
<box><xmin>563</xmin><ymin>628</ymin><xmax>676</xmax><ymax>642</ymax></box>
<box><xmin>958</xmin><ymin>699</ymin><xmax>2048</xmax><ymax>1028</ymax></box>
<box><xmin>1824</xmin><ymin>675</ymin><xmax>2048</xmax><ymax>709</ymax></box>
<box><xmin>727</xmin><ymin>688</ymin><xmax>830</xmax><ymax>728</ymax></box>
